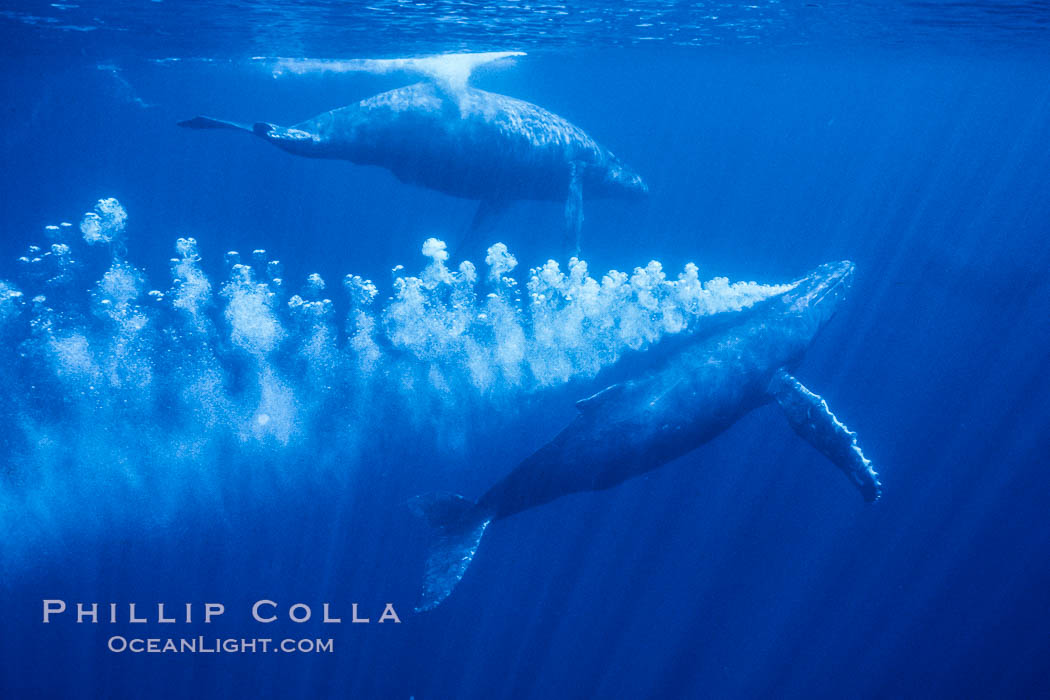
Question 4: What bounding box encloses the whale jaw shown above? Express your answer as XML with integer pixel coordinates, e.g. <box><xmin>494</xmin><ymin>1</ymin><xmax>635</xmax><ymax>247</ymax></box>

<box><xmin>618</xmin><ymin>170</ymin><xmax>649</xmax><ymax>199</ymax></box>
<box><xmin>774</xmin><ymin>260</ymin><xmax>854</xmax><ymax>338</ymax></box>
<box><xmin>591</xmin><ymin>157</ymin><xmax>649</xmax><ymax>200</ymax></box>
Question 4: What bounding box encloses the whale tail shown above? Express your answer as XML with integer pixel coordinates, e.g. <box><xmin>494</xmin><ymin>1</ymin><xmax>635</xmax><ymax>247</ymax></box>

<box><xmin>179</xmin><ymin>116</ymin><xmax>321</xmax><ymax>156</ymax></box>
<box><xmin>178</xmin><ymin>117</ymin><xmax>286</xmax><ymax>142</ymax></box>
<box><xmin>410</xmin><ymin>493</ymin><xmax>491</xmax><ymax>612</ymax></box>
<box><xmin>177</xmin><ymin>115</ymin><xmax>256</xmax><ymax>133</ymax></box>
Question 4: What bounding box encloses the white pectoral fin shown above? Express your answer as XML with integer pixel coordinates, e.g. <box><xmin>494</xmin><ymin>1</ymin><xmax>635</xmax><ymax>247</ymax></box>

<box><xmin>266</xmin><ymin>52</ymin><xmax>525</xmax><ymax>90</ymax></box>
<box><xmin>769</xmin><ymin>370</ymin><xmax>882</xmax><ymax>502</ymax></box>
<box><xmin>564</xmin><ymin>162</ymin><xmax>584</xmax><ymax>256</ymax></box>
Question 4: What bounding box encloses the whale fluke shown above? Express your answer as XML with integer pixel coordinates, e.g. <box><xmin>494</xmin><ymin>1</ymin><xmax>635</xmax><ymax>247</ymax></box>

<box><xmin>177</xmin><ymin>115</ymin><xmax>254</xmax><ymax>133</ymax></box>
<box><xmin>410</xmin><ymin>493</ymin><xmax>491</xmax><ymax>612</ymax></box>
<box><xmin>178</xmin><ymin>117</ymin><xmax>312</xmax><ymax>147</ymax></box>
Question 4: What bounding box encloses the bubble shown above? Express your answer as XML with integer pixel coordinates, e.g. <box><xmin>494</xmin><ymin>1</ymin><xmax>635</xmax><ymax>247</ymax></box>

<box><xmin>344</xmin><ymin>275</ymin><xmax>378</xmax><ymax>307</ymax></box>
<box><xmin>305</xmin><ymin>272</ymin><xmax>325</xmax><ymax>295</ymax></box>
<box><xmin>170</xmin><ymin>239</ymin><xmax>212</xmax><ymax>323</ymax></box>
<box><xmin>0</xmin><ymin>281</ymin><xmax>23</xmax><ymax>324</ymax></box>
<box><xmin>422</xmin><ymin>237</ymin><xmax>448</xmax><ymax>262</ymax></box>
<box><xmin>222</xmin><ymin>264</ymin><xmax>283</xmax><ymax>356</ymax></box>
<box><xmin>485</xmin><ymin>242</ymin><xmax>518</xmax><ymax>281</ymax></box>
<box><xmin>80</xmin><ymin>197</ymin><xmax>127</xmax><ymax>246</ymax></box>
<box><xmin>0</xmin><ymin>196</ymin><xmax>796</xmax><ymax>573</ymax></box>
<box><xmin>267</xmin><ymin>260</ymin><xmax>283</xmax><ymax>281</ymax></box>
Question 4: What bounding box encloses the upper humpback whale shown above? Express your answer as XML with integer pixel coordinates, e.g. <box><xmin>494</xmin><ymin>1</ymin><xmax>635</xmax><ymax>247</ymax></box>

<box><xmin>177</xmin><ymin>52</ymin><xmax>647</xmax><ymax>250</ymax></box>
<box><xmin>411</xmin><ymin>260</ymin><xmax>882</xmax><ymax>611</ymax></box>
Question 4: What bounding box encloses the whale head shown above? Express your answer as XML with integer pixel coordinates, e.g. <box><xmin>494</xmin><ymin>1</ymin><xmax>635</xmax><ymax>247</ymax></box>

<box><xmin>614</xmin><ymin>165</ymin><xmax>649</xmax><ymax>199</ymax></box>
<box><xmin>618</xmin><ymin>168</ymin><xmax>650</xmax><ymax>199</ymax></box>
<box><xmin>593</xmin><ymin>156</ymin><xmax>649</xmax><ymax>200</ymax></box>
<box><xmin>776</xmin><ymin>260</ymin><xmax>854</xmax><ymax>343</ymax></box>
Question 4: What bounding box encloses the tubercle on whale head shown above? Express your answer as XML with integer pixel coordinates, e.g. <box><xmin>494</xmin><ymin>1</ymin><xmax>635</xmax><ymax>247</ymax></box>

<box><xmin>779</xmin><ymin>260</ymin><xmax>854</xmax><ymax>335</ymax></box>
<box><xmin>600</xmin><ymin>159</ymin><xmax>649</xmax><ymax>200</ymax></box>
<box><xmin>623</xmin><ymin>171</ymin><xmax>649</xmax><ymax>199</ymax></box>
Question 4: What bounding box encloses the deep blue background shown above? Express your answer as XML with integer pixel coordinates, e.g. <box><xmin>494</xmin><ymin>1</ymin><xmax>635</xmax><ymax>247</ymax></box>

<box><xmin>1</xmin><ymin>5</ymin><xmax>1049</xmax><ymax>699</ymax></box>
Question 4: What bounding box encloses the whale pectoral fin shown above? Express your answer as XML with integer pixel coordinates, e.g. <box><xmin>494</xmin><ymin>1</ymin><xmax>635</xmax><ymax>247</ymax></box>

<box><xmin>470</xmin><ymin>199</ymin><xmax>510</xmax><ymax>234</ymax></box>
<box><xmin>575</xmin><ymin>382</ymin><xmax>626</xmax><ymax>412</ymax></box>
<box><xmin>452</xmin><ymin>199</ymin><xmax>510</xmax><ymax>259</ymax></box>
<box><xmin>564</xmin><ymin>162</ymin><xmax>584</xmax><ymax>257</ymax></box>
<box><xmin>769</xmin><ymin>370</ymin><xmax>882</xmax><ymax>502</ymax></box>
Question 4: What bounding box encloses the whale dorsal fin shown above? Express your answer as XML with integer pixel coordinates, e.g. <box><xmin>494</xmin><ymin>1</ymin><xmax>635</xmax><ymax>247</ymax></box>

<box><xmin>769</xmin><ymin>370</ymin><xmax>882</xmax><ymax>502</ymax></box>
<box><xmin>575</xmin><ymin>382</ymin><xmax>626</xmax><ymax>412</ymax></box>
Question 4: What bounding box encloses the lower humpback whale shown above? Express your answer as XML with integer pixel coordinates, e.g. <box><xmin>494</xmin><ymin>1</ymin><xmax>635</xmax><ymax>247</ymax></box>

<box><xmin>412</xmin><ymin>260</ymin><xmax>882</xmax><ymax>611</ymax></box>
<box><xmin>178</xmin><ymin>58</ymin><xmax>647</xmax><ymax>251</ymax></box>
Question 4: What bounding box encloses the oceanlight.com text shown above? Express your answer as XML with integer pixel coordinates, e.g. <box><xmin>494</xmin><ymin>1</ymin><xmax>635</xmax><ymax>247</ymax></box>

<box><xmin>106</xmin><ymin>636</ymin><xmax>334</xmax><ymax>654</ymax></box>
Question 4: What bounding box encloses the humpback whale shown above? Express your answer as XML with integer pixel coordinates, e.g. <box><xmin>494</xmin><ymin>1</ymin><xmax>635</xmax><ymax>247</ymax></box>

<box><xmin>411</xmin><ymin>260</ymin><xmax>882</xmax><ymax>611</ymax></box>
<box><xmin>177</xmin><ymin>53</ymin><xmax>647</xmax><ymax>251</ymax></box>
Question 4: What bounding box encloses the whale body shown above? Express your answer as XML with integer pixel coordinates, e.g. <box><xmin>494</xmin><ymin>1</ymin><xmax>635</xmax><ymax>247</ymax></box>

<box><xmin>178</xmin><ymin>80</ymin><xmax>647</xmax><ymax>247</ymax></box>
<box><xmin>411</xmin><ymin>260</ymin><xmax>882</xmax><ymax>611</ymax></box>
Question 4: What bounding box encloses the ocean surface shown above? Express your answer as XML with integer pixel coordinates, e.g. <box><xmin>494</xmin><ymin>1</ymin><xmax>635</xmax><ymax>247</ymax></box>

<box><xmin>1</xmin><ymin>2</ymin><xmax>1049</xmax><ymax>698</ymax></box>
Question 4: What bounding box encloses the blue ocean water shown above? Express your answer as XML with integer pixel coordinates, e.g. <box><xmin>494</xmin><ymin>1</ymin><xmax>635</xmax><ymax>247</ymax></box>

<box><xmin>1</xmin><ymin>2</ymin><xmax>1049</xmax><ymax>698</ymax></box>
